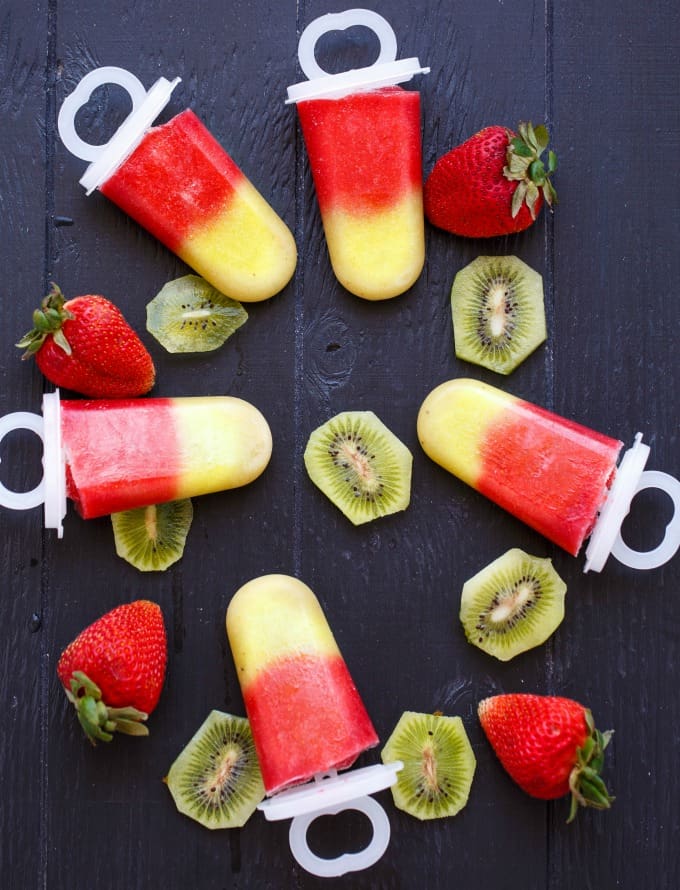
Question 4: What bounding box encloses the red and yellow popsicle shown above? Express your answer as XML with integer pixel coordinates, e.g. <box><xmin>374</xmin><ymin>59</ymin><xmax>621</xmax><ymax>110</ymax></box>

<box><xmin>226</xmin><ymin>574</ymin><xmax>379</xmax><ymax>795</ymax></box>
<box><xmin>417</xmin><ymin>379</ymin><xmax>623</xmax><ymax>556</ymax></box>
<box><xmin>61</xmin><ymin>395</ymin><xmax>272</xmax><ymax>518</ymax></box>
<box><xmin>296</xmin><ymin>87</ymin><xmax>424</xmax><ymax>300</ymax></box>
<box><xmin>100</xmin><ymin>109</ymin><xmax>297</xmax><ymax>302</ymax></box>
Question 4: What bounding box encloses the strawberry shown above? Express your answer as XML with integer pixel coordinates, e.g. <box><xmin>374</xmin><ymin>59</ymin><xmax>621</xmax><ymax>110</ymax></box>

<box><xmin>17</xmin><ymin>283</ymin><xmax>155</xmax><ymax>398</ymax></box>
<box><xmin>478</xmin><ymin>693</ymin><xmax>614</xmax><ymax>822</ymax></box>
<box><xmin>57</xmin><ymin>600</ymin><xmax>167</xmax><ymax>744</ymax></box>
<box><xmin>424</xmin><ymin>122</ymin><xmax>557</xmax><ymax>238</ymax></box>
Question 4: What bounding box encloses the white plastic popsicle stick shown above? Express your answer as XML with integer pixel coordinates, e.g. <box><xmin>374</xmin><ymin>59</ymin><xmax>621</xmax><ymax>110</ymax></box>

<box><xmin>610</xmin><ymin>470</ymin><xmax>680</xmax><ymax>570</ymax></box>
<box><xmin>57</xmin><ymin>66</ymin><xmax>181</xmax><ymax>194</ymax></box>
<box><xmin>288</xmin><ymin>795</ymin><xmax>391</xmax><ymax>878</ymax></box>
<box><xmin>0</xmin><ymin>391</ymin><xmax>67</xmax><ymax>537</ymax></box>
<box><xmin>58</xmin><ymin>67</ymin><xmax>148</xmax><ymax>161</ymax></box>
<box><xmin>258</xmin><ymin>761</ymin><xmax>402</xmax><ymax>877</ymax></box>
<box><xmin>584</xmin><ymin>432</ymin><xmax>680</xmax><ymax>572</ymax></box>
<box><xmin>0</xmin><ymin>411</ymin><xmax>46</xmax><ymax>510</ymax></box>
<box><xmin>286</xmin><ymin>8</ymin><xmax>429</xmax><ymax>103</ymax></box>
<box><xmin>297</xmin><ymin>9</ymin><xmax>399</xmax><ymax>81</ymax></box>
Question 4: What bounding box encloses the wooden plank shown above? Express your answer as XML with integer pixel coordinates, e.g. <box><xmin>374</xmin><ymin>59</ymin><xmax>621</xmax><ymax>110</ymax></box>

<box><xmin>46</xmin><ymin>1</ymin><xmax>297</xmax><ymax>887</ymax></box>
<box><xmin>550</xmin><ymin>0</ymin><xmax>680</xmax><ymax>886</ymax></box>
<box><xmin>0</xmin><ymin>4</ymin><xmax>50</xmax><ymax>888</ymax></box>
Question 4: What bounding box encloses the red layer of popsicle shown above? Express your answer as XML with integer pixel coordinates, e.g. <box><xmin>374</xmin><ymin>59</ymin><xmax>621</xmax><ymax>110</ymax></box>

<box><xmin>243</xmin><ymin>652</ymin><xmax>379</xmax><ymax>794</ymax></box>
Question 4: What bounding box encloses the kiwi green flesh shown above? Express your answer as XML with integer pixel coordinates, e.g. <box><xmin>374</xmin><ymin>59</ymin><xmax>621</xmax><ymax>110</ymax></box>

<box><xmin>303</xmin><ymin>411</ymin><xmax>413</xmax><ymax>525</ymax></box>
<box><xmin>111</xmin><ymin>499</ymin><xmax>193</xmax><ymax>572</ymax></box>
<box><xmin>459</xmin><ymin>548</ymin><xmax>566</xmax><ymax>661</ymax></box>
<box><xmin>451</xmin><ymin>255</ymin><xmax>546</xmax><ymax>375</ymax></box>
<box><xmin>146</xmin><ymin>274</ymin><xmax>248</xmax><ymax>353</ymax></box>
<box><xmin>165</xmin><ymin>710</ymin><xmax>265</xmax><ymax>829</ymax></box>
<box><xmin>381</xmin><ymin>711</ymin><xmax>476</xmax><ymax>820</ymax></box>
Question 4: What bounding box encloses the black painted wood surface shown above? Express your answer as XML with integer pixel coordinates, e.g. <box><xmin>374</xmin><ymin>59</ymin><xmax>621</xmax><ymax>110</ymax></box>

<box><xmin>1</xmin><ymin>1</ymin><xmax>678</xmax><ymax>887</ymax></box>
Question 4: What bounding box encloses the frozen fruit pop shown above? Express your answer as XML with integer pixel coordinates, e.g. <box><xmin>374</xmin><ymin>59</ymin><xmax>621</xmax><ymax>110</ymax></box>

<box><xmin>226</xmin><ymin>574</ymin><xmax>401</xmax><ymax>878</ymax></box>
<box><xmin>418</xmin><ymin>378</ymin><xmax>680</xmax><ymax>572</ymax></box>
<box><xmin>226</xmin><ymin>574</ymin><xmax>378</xmax><ymax>795</ymax></box>
<box><xmin>287</xmin><ymin>10</ymin><xmax>429</xmax><ymax>300</ymax></box>
<box><xmin>58</xmin><ymin>68</ymin><xmax>296</xmax><ymax>303</ymax></box>
<box><xmin>0</xmin><ymin>391</ymin><xmax>272</xmax><ymax>536</ymax></box>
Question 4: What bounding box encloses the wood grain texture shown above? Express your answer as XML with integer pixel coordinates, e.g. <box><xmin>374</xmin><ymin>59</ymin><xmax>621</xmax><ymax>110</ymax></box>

<box><xmin>0</xmin><ymin>0</ymin><xmax>677</xmax><ymax>888</ymax></box>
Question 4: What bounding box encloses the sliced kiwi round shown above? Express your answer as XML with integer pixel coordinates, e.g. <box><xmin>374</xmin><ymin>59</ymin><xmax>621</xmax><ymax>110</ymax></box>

<box><xmin>450</xmin><ymin>255</ymin><xmax>546</xmax><ymax>375</ymax></box>
<box><xmin>146</xmin><ymin>275</ymin><xmax>248</xmax><ymax>353</ymax></box>
<box><xmin>459</xmin><ymin>548</ymin><xmax>567</xmax><ymax>661</ymax></box>
<box><xmin>381</xmin><ymin>711</ymin><xmax>476</xmax><ymax>820</ymax></box>
<box><xmin>111</xmin><ymin>499</ymin><xmax>193</xmax><ymax>572</ymax></box>
<box><xmin>165</xmin><ymin>710</ymin><xmax>265</xmax><ymax>829</ymax></box>
<box><xmin>303</xmin><ymin>410</ymin><xmax>413</xmax><ymax>525</ymax></box>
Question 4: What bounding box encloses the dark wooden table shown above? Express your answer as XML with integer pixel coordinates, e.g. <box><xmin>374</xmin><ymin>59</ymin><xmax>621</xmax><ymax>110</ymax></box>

<box><xmin>1</xmin><ymin>1</ymin><xmax>678</xmax><ymax>888</ymax></box>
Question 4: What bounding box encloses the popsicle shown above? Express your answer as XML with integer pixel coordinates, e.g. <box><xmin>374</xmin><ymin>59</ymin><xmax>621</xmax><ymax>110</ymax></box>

<box><xmin>58</xmin><ymin>68</ymin><xmax>296</xmax><ymax>303</ymax></box>
<box><xmin>418</xmin><ymin>378</ymin><xmax>680</xmax><ymax>572</ymax></box>
<box><xmin>226</xmin><ymin>574</ymin><xmax>378</xmax><ymax>795</ymax></box>
<box><xmin>226</xmin><ymin>574</ymin><xmax>402</xmax><ymax>878</ymax></box>
<box><xmin>0</xmin><ymin>391</ymin><xmax>272</xmax><ymax>536</ymax></box>
<box><xmin>287</xmin><ymin>10</ymin><xmax>429</xmax><ymax>300</ymax></box>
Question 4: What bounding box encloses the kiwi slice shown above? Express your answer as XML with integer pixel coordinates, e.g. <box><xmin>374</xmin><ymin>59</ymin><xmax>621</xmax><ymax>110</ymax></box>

<box><xmin>146</xmin><ymin>275</ymin><xmax>248</xmax><ymax>353</ymax></box>
<box><xmin>303</xmin><ymin>411</ymin><xmax>413</xmax><ymax>525</ymax></box>
<box><xmin>165</xmin><ymin>710</ymin><xmax>265</xmax><ymax>829</ymax></box>
<box><xmin>111</xmin><ymin>499</ymin><xmax>193</xmax><ymax>572</ymax></box>
<box><xmin>459</xmin><ymin>548</ymin><xmax>567</xmax><ymax>661</ymax></box>
<box><xmin>381</xmin><ymin>711</ymin><xmax>476</xmax><ymax>820</ymax></box>
<box><xmin>451</xmin><ymin>255</ymin><xmax>546</xmax><ymax>374</ymax></box>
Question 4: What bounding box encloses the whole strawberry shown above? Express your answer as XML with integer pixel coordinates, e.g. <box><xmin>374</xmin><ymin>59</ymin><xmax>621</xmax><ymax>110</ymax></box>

<box><xmin>17</xmin><ymin>283</ymin><xmax>155</xmax><ymax>397</ymax></box>
<box><xmin>424</xmin><ymin>122</ymin><xmax>557</xmax><ymax>238</ymax></box>
<box><xmin>57</xmin><ymin>600</ymin><xmax>167</xmax><ymax>744</ymax></box>
<box><xmin>478</xmin><ymin>693</ymin><xmax>613</xmax><ymax>822</ymax></box>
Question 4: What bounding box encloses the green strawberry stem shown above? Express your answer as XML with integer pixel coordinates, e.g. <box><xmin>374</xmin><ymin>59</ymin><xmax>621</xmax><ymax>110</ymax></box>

<box><xmin>16</xmin><ymin>282</ymin><xmax>75</xmax><ymax>359</ymax></box>
<box><xmin>504</xmin><ymin>121</ymin><xmax>558</xmax><ymax>220</ymax></box>
<box><xmin>65</xmin><ymin>671</ymin><xmax>149</xmax><ymax>745</ymax></box>
<box><xmin>566</xmin><ymin>709</ymin><xmax>614</xmax><ymax>822</ymax></box>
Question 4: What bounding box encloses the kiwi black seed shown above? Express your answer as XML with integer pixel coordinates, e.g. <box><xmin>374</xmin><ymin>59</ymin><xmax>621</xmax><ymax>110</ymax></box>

<box><xmin>165</xmin><ymin>710</ymin><xmax>265</xmax><ymax>829</ymax></box>
<box><xmin>146</xmin><ymin>274</ymin><xmax>248</xmax><ymax>353</ymax></box>
<box><xmin>459</xmin><ymin>548</ymin><xmax>567</xmax><ymax>661</ymax></box>
<box><xmin>381</xmin><ymin>711</ymin><xmax>476</xmax><ymax>820</ymax></box>
<box><xmin>451</xmin><ymin>255</ymin><xmax>546</xmax><ymax>374</ymax></box>
<box><xmin>303</xmin><ymin>410</ymin><xmax>413</xmax><ymax>525</ymax></box>
<box><xmin>111</xmin><ymin>499</ymin><xmax>193</xmax><ymax>572</ymax></box>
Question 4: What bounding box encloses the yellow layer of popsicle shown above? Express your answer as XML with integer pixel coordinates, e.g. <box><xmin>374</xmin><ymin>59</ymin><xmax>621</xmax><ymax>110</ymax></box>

<box><xmin>227</xmin><ymin>575</ymin><xmax>340</xmax><ymax>688</ymax></box>
<box><xmin>322</xmin><ymin>192</ymin><xmax>425</xmax><ymax>300</ymax></box>
<box><xmin>173</xmin><ymin>396</ymin><xmax>272</xmax><ymax>497</ymax></box>
<box><xmin>180</xmin><ymin>186</ymin><xmax>297</xmax><ymax>303</ymax></box>
<box><xmin>417</xmin><ymin>378</ymin><xmax>512</xmax><ymax>484</ymax></box>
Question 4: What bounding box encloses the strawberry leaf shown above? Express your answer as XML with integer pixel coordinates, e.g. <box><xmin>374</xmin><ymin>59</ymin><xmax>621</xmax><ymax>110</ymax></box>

<box><xmin>504</xmin><ymin>122</ymin><xmax>558</xmax><ymax>214</ymax></box>
<box><xmin>511</xmin><ymin>181</ymin><xmax>529</xmax><ymax>218</ymax></box>
<box><xmin>533</xmin><ymin>124</ymin><xmax>549</xmax><ymax>151</ymax></box>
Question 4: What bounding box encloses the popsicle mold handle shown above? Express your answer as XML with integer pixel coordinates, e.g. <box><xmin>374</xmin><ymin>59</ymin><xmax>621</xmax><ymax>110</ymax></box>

<box><xmin>288</xmin><ymin>794</ymin><xmax>391</xmax><ymax>878</ymax></box>
<box><xmin>585</xmin><ymin>433</ymin><xmax>680</xmax><ymax>572</ymax></box>
<box><xmin>0</xmin><ymin>392</ymin><xmax>66</xmax><ymax>537</ymax></box>
<box><xmin>0</xmin><ymin>411</ymin><xmax>46</xmax><ymax>510</ymax></box>
<box><xmin>610</xmin><ymin>470</ymin><xmax>680</xmax><ymax>570</ymax></box>
<box><xmin>287</xmin><ymin>8</ymin><xmax>429</xmax><ymax>102</ymax></box>
<box><xmin>257</xmin><ymin>761</ymin><xmax>403</xmax><ymax>876</ymax></box>
<box><xmin>58</xmin><ymin>67</ymin><xmax>148</xmax><ymax>161</ymax></box>
<box><xmin>297</xmin><ymin>9</ymin><xmax>398</xmax><ymax>81</ymax></box>
<box><xmin>57</xmin><ymin>66</ymin><xmax>181</xmax><ymax>193</ymax></box>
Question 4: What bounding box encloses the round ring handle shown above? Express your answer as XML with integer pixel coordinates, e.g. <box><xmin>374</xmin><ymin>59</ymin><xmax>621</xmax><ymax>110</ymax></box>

<box><xmin>611</xmin><ymin>470</ymin><xmax>680</xmax><ymax>570</ymax></box>
<box><xmin>297</xmin><ymin>9</ymin><xmax>398</xmax><ymax>81</ymax></box>
<box><xmin>288</xmin><ymin>794</ymin><xmax>391</xmax><ymax>878</ymax></box>
<box><xmin>57</xmin><ymin>66</ymin><xmax>148</xmax><ymax>161</ymax></box>
<box><xmin>0</xmin><ymin>412</ymin><xmax>45</xmax><ymax>509</ymax></box>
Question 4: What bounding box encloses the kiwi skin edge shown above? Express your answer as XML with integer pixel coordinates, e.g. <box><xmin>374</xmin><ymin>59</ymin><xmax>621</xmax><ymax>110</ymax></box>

<box><xmin>459</xmin><ymin>548</ymin><xmax>567</xmax><ymax>661</ymax></box>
